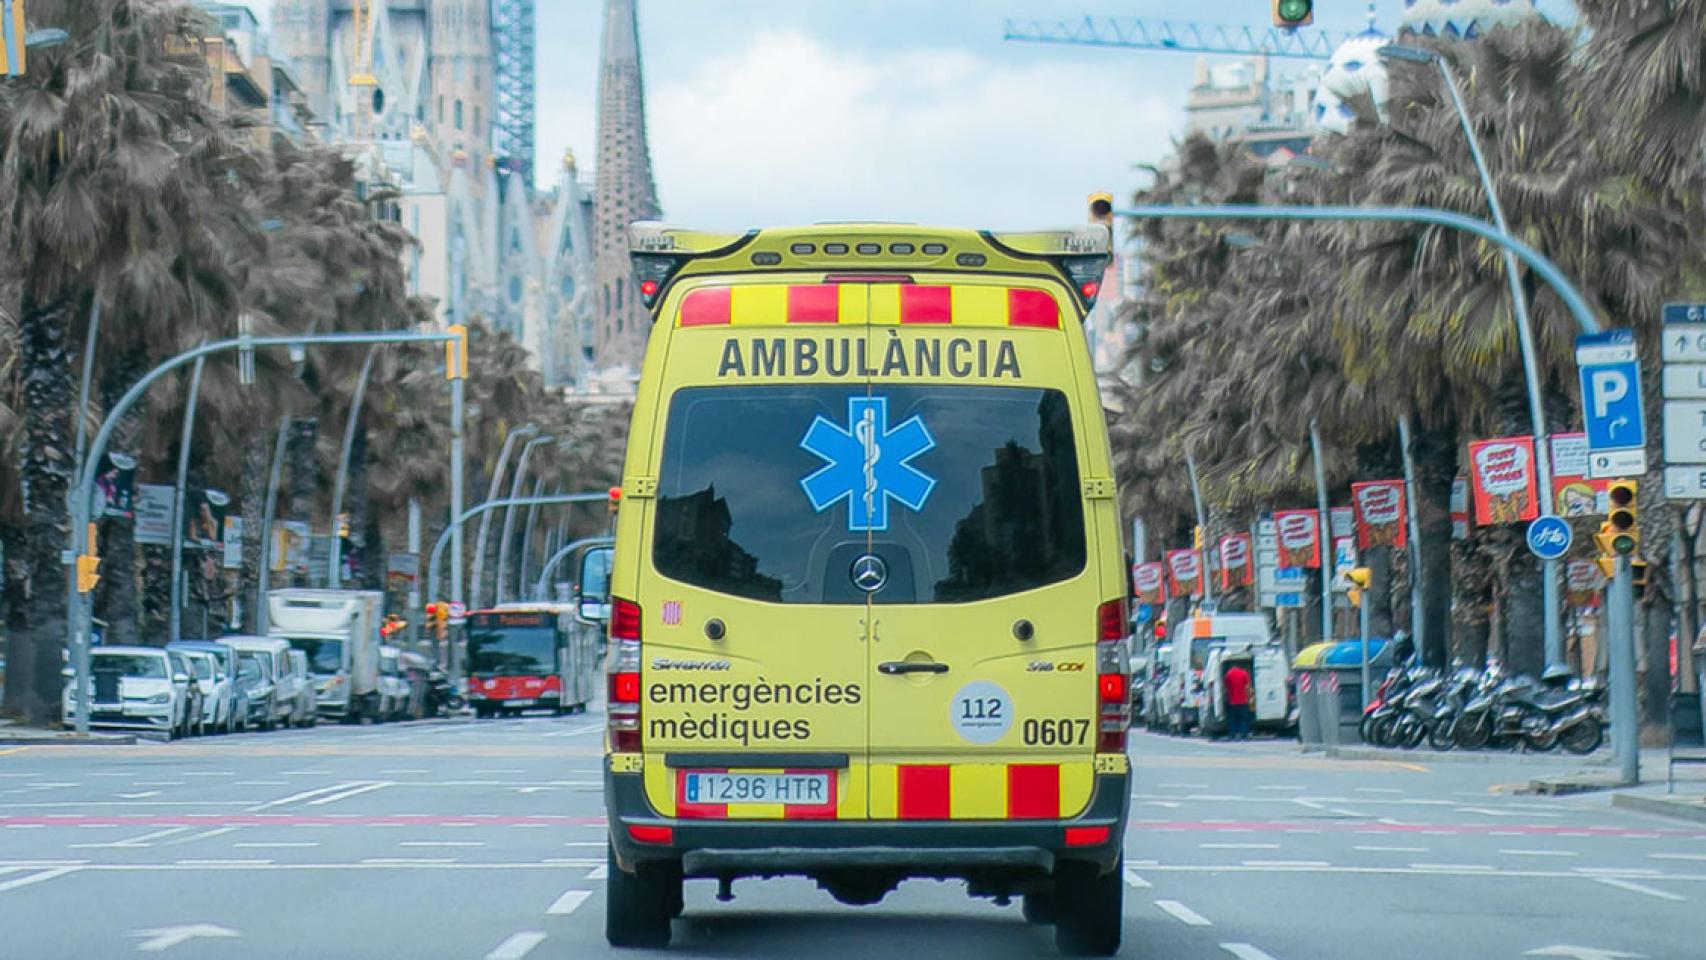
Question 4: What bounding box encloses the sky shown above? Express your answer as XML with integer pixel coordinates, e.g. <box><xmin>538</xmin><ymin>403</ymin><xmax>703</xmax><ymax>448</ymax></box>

<box><xmin>235</xmin><ymin>1</ymin><xmax>1579</xmax><ymax>231</ymax></box>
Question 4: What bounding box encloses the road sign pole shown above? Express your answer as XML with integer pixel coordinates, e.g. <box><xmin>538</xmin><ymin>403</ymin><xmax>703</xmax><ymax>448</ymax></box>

<box><xmin>1359</xmin><ymin>595</ymin><xmax>1372</xmax><ymax>712</ymax></box>
<box><xmin>1184</xmin><ymin>452</ymin><xmax>1214</xmax><ymax>605</ymax></box>
<box><xmin>1608</xmin><ymin>555</ymin><xmax>1640</xmax><ymax>785</ymax></box>
<box><xmin>1310</xmin><ymin>420</ymin><xmax>1333</xmax><ymax>646</ymax></box>
<box><xmin>1396</xmin><ymin>416</ymin><xmax>1426</xmax><ymax>659</ymax></box>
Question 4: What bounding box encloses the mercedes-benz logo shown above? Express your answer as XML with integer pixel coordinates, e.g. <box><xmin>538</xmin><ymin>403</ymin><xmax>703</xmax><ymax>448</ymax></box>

<box><xmin>850</xmin><ymin>554</ymin><xmax>888</xmax><ymax>593</ymax></box>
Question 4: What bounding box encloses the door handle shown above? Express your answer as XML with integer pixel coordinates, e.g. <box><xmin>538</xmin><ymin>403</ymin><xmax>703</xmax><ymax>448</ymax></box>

<box><xmin>878</xmin><ymin>661</ymin><xmax>948</xmax><ymax>676</ymax></box>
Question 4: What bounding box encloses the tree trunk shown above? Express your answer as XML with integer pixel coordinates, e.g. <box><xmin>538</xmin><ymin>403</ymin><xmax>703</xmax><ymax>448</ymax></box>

<box><xmin>91</xmin><ymin>345</ymin><xmax>149</xmax><ymax>646</ymax></box>
<box><xmin>1411</xmin><ymin>418</ymin><xmax>1457</xmax><ymax>667</ymax></box>
<box><xmin>237</xmin><ymin>432</ymin><xmax>268</xmax><ymax>632</ymax></box>
<box><xmin>285</xmin><ymin>417</ymin><xmax>318</xmax><ymax>587</ymax></box>
<box><xmin>1503</xmin><ymin>544</ymin><xmax>1545</xmax><ymax>678</ymax></box>
<box><xmin>6</xmin><ymin>292</ymin><xmax>77</xmax><ymax>724</ymax></box>
<box><xmin>1365</xmin><ymin>545</ymin><xmax>1395</xmax><ymax>638</ymax></box>
<box><xmin>140</xmin><ymin>545</ymin><xmax>171</xmax><ymax>643</ymax></box>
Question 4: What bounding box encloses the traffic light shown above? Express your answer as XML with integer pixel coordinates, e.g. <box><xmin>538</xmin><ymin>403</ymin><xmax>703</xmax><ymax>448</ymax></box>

<box><xmin>1606</xmin><ymin>480</ymin><xmax>1639</xmax><ymax>555</ymax></box>
<box><xmin>425</xmin><ymin>602</ymin><xmax>449</xmax><ymax>625</ymax></box>
<box><xmin>1344</xmin><ymin>567</ymin><xmax>1371</xmax><ymax>608</ymax></box>
<box><xmin>75</xmin><ymin>522</ymin><xmax>99</xmax><ymax>593</ymax></box>
<box><xmin>1632</xmin><ymin>558</ymin><xmax>1650</xmax><ymax>598</ymax></box>
<box><xmin>1088</xmin><ymin>191</ymin><xmax>1113</xmax><ymax>229</ymax></box>
<box><xmin>1273</xmin><ymin>0</ymin><xmax>1314</xmax><ymax>28</ymax></box>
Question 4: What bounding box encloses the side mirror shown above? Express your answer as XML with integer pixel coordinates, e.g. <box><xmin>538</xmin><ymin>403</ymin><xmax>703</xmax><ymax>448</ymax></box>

<box><xmin>61</xmin><ymin>667</ymin><xmax>75</xmax><ymax>679</ymax></box>
<box><xmin>172</xmin><ymin>673</ymin><xmax>189</xmax><ymax>684</ymax></box>
<box><xmin>576</xmin><ymin>545</ymin><xmax>614</xmax><ymax>625</ymax></box>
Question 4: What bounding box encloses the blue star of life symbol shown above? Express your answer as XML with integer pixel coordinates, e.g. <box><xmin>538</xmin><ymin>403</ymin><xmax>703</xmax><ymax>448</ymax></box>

<box><xmin>799</xmin><ymin>396</ymin><xmax>936</xmax><ymax>531</ymax></box>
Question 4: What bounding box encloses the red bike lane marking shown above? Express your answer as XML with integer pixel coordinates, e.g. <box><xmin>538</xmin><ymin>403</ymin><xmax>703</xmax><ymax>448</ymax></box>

<box><xmin>0</xmin><ymin>814</ymin><xmax>609</xmax><ymax>828</ymax></box>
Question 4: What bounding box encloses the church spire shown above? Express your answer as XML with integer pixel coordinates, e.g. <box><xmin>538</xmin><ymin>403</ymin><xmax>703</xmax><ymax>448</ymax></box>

<box><xmin>591</xmin><ymin>0</ymin><xmax>661</xmax><ymax>373</ymax></box>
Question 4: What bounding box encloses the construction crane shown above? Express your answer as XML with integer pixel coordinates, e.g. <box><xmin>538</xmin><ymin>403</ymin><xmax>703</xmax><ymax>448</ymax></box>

<box><xmin>1001</xmin><ymin>17</ymin><xmax>1351</xmax><ymax>60</ymax></box>
<box><xmin>492</xmin><ymin>0</ymin><xmax>537</xmax><ymax>179</ymax></box>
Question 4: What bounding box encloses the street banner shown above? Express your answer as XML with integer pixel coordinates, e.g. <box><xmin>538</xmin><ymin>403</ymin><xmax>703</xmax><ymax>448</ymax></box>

<box><xmin>387</xmin><ymin>552</ymin><xmax>420</xmax><ymax>593</ymax></box>
<box><xmin>134</xmin><ymin>484</ymin><xmax>174</xmax><ymax>546</ymax></box>
<box><xmin>1450</xmin><ymin>476</ymin><xmax>1470</xmax><ymax>539</ymax></box>
<box><xmin>1273</xmin><ymin>509</ymin><xmax>1321</xmax><ymax>569</ymax></box>
<box><xmin>1352</xmin><ymin>480</ymin><xmax>1407</xmax><ymax>550</ymax></box>
<box><xmin>222</xmin><ymin>516</ymin><xmax>244</xmax><ymax>569</ymax></box>
<box><xmin>1566</xmin><ymin>559</ymin><xmax>1604</xmax><ymax>606</ymax></box>
<box><xmin>1329</xmin><ymin>506</ymin><xmax>1355</xmax><ymax>540</ymax></box>
<box><xmin>185</xmin><ymin>489</ymin><xmax>230</xmax><ymax>548</ymax></box>
<box><xmin>1218</xmin><ymin>533</ymin><xmax>1253</xmax><ymax>589</ymax></box>
<box><xmin>1132</xmin><ymin>561</ymin><xmax>1167</xmax><ymax>605</ymax></box>
<box><xmin>1549</xmin><ymin>432</ymin><xmax>1608</xmax><ymax>517</ymax></box>
<box><xmin>93</xmin><ymin>452</ymin><xmax>137</xmax><ymax>519</ymax></box>
<box><xmin>1165</xmin><ymin>548</ymin><xmax>1203</xmax><ymax>598</ymax></box>
<box><xmin>1468</xmin><ymin>436</ymin><xmax>1540</xmax><ymax>525</ymax></box>
<box><xmin>1331</xmin><ymin>537</ymin><xmax>1358</xmax><ymax>591</ymax></box>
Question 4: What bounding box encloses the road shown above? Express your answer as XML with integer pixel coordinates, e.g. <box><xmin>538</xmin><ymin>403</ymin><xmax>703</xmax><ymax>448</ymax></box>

<box><xmin>0</xmin><ymin>714</ymin><xmax>1699</xmax><ymax>959</ymax></box>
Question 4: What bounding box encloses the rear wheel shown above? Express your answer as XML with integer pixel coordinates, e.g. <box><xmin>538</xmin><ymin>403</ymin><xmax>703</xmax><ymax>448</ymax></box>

<box><xmin>1455</xmin><ymin>713</ymin><xmax>1492</xmax><ymax>750</ymax></box>
<box><xmin>1053</xmin><ymin>859</ymin><xmax>1122</xmax><ymax>956</ymax></box>
<box><xmin>1426</xmin><ymin>718</ymin><xmax>1456</xmax><ymax>752</ymax></box>
<box><xmin>605</xmin><ymin>844</ymin><xmax>676</xmax><ymax>948</ymax></box>
<box><xmin>1560</xmin><ymin>717</ymin><xmax>1603</xmax><ymax>755</ymax></box>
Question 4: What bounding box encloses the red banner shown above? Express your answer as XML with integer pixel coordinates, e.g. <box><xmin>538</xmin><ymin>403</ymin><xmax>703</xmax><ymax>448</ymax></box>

<box><xmin>1132</xmin><ymin>561</ymin><xmax>1167</xmax><ymax>605</ymax></box>
<box><xmin>1548</xmin><ymin>433</ymin><xmax>1607</xmax><ymax>517</ymax></box>
<box><xmin>1468</xmin><ymin>436</ymin><xmax>1540</xmax><ymax>525</ymax></box>
<box><xmin>1166</xmin><ymin>549</ymin><xmax>1203</xmax><ymax>598</ymax></box>
<box><xmin>1273</xmin><ymin>509</ymin><xmax>1321</xmax><ymax>569</ymax></box>
<box><xmin>1451</xmin><ymin>476</ymin><xmax>1470</xmax><ymax>539</ymax></box>
<box><xmin>1218</xmin><ymin>533</ymin><xmax>1254</xmax><ymax>589</ymax></box>
<box><xmin>1351</xmin><ymin>480</ymin><xmax>1407</xmax><ymax>550</ymax></box>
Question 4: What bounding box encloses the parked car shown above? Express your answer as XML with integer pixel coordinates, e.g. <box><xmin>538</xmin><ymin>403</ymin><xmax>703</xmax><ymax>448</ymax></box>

<box><xmin>378</xmin><ymin>645</ymin><xmax>412</xmax><ymax>721</ymax></box>
<box><xmin>232</xmin><ymin>647</ymin><xmax>279</xmax><ymax>731</ymax></box>
<box><xmin>62</xmin><ymin>646</ymin><xmax>197</xmax><ymax>738</ymax></box>
<box><xmin>225</xmin><ymin>636</ymin><xmax>296</xmax><ymax>731</ymax></box>
<box><xmin>284</xmin><ymin>649</ymin><xmax>318</xmax><ymax>728</ymax></box>
<box><xmin>166</xmin><ymin>649</ymin><xmax>207</xmax><ymax>737</ymax></box>
<box><xmin>168</xmin><ymin>645</ymin><xmax>231</xmax><ymax>735</ymax></box>
<box><xmin>169</xmin><ymin>641</ymin><xmax>249</xmax><ymax>734</ymax></box>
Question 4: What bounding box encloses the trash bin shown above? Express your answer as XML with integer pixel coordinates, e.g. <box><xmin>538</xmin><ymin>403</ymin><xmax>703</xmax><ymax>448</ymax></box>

<box><xmin>1294</xmin><ymin>640</ymin><xmax>1388</xmax><ymax>745</ymax></box>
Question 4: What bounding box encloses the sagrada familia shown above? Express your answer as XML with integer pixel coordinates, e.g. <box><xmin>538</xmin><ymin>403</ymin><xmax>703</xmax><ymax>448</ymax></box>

<box><xmin>267</xmin><ymin>0</ymin><xmax>659</xmax><ymax>390</ymax></box>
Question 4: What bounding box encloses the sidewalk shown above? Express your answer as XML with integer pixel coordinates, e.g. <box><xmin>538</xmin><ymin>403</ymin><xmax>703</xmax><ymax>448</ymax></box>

<box><xmin>1611</xmin><ymin>786</ymin><xmax>1706</xmax><ymax>825</ymax></box>
<box><xmin>0</xmin><ymin>719</ymin><xmax>136</xmax><ymax>746</ymax></box>
<box><xmin>1320</xmin><ymin>744</ymin><xmax>1617</xmax><ymax>767</ymax></box>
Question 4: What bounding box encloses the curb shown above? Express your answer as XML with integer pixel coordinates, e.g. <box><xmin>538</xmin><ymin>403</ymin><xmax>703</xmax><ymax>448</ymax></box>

<box><xmin>1612</xmin><ymin>792</ymin><xmax>1706</xmax><ymax>826</ymax></box>
<box><xmin>1523</xmin><ymin>774</ymin><xmax>1625</xmax><ymax>796</ymax></box>
<box><xmin>0</xmin><ymin>730</ymin><xmax>138</xmax><ymax>746</ymax></box>
<box><xmin>1321</xmin><ymin>745</ymin><xmax>1615</xmax><ymax>767</ymax></box>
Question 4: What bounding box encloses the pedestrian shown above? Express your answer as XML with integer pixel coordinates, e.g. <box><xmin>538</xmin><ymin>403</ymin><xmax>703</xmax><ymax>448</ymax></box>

<box><xmin>1225</xmin><ymin>661</ymin><xmax>1253</xmax><ymax>741</ymax></box>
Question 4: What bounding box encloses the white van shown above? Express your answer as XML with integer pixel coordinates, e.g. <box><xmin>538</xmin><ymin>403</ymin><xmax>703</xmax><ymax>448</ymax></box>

<box><xmin>1157</xmin><ymin>614</ymin><xmax>1274</xmax><ymax>735</ymax></box>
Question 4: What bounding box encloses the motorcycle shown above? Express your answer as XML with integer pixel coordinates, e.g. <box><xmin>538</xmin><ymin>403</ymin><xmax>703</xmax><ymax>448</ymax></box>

<box><xmin>1387</xmin><ymin>674</ymin><xmax>1447</xmax><ymax>749</ymax></box>
<box><xmin>1422</xmin><ymin>667</ymin><xmax>1483</xmax><ymax>751</ymax></box>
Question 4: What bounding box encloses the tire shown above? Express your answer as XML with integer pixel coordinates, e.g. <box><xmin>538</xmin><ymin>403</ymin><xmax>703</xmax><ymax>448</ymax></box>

<box><xmin>1455</xmin><ymin>713</ymin><xmax>1492</xmax><ymax>751</ymax></box>
<box><xmin>1397</xmin><ymin>717</ymin><xmax>1427</xmax><ymax>750</ymax></box>
<box><xmin>605</xmin><ymin>843</ymin><xmax>677</xmax><ymax>948</ymax></box>
<box><xmin>1022</xmin><ymin>890</ymin><xmax>1057</xmax><ymax>924</ymax></box>
<box><xmin>1053</xmin><ymin>860</ymin><xmax>1122</xmax><ymax>957</ymax></box>
<box><xmin>1560</xmin><ymin>717</ymin><xmax>1604</xmax><ymax>755</ymax></box>
<box><xmin>1371</xmin><ymin>715</ymin><xmax>1400</xmax><ymax>748</ymax></box>
<box><xmin>1360</xmin><ymin>714</ymin><xmax>1378</xmax><ymax>745</ymax></box>
<box><xmin>1426</xmin><ymin>718</ymin><xmax>1456</xmax><ymax>752</ymax></box>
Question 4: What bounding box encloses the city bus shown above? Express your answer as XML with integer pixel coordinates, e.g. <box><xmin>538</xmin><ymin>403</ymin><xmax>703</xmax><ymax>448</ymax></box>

<box><xmin>464</xmin><ymin>604</ymin><xmax>599</xmax><ymax>718</ymax></box>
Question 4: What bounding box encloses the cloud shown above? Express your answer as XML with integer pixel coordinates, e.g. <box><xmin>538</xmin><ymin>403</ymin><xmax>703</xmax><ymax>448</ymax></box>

<box><xmin>645</xmin><ymin>30</ymin><xmax>1177</xmax><ymax>231</ymax></box>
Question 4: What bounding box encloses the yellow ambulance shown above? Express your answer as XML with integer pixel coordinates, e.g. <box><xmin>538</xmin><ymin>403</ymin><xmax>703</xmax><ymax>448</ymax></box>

<box><xmin>596</xmin><ymin>222</ymin><xmax>1132</xmax><ymax>955</ymax></box>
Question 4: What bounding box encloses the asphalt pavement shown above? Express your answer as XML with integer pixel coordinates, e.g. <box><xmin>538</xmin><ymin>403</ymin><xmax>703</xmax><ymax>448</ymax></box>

<box><xmin>0</xmin><ymin>712</ymin><xmax>1700</xmax><ymax>959</ymax></box>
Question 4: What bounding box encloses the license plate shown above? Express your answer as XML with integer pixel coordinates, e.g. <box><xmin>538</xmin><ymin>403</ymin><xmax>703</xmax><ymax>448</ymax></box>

<box><xmin>503</xmin><ymin>698</ymin><xmax>536</xmax><ymax>707</ymax></box>
<box><xmin>683</xmin><ymin>772</ymin><xmax>832</xmax><ymax>806</ymax></box>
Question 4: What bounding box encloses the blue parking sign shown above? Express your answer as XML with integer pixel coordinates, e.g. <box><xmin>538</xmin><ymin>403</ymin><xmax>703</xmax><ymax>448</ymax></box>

<box><xmin>1575</xmin><ymin>331</ymin><xmax>1645</xmax><ymax>477</ymax></box>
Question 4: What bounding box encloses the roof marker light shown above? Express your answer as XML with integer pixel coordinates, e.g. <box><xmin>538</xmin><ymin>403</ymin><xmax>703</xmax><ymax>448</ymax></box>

<box><xmin>920</xmin><ymin>242</ymin><xmax>948</xmax><ymax>256</ymax></box>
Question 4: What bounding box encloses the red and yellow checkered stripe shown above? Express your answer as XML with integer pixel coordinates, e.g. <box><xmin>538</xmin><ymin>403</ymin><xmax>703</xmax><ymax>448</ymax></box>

<box><xmin>641</xmin><ymin>757</ymin><xmax>1094</xmax><ymax>821</ymax></box>
<box><xmin>677</xmin><ymin>283</ymin><xmax>1061</xmax><ymax>329</ymax></box>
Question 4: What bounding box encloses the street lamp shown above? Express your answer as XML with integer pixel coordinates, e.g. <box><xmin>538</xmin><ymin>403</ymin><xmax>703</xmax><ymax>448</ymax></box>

<box><xmin>495</xmin><ymin>435</ymin><xmax>555</xmax><ymax>604</ymax></box>
<box><xmin>467</xmin><ymin>423</ymin><xmax>538</xmax><ymax>611</ymax></box>
<box><xmin>1378</xmin><ymin>42</ymin><xmax>1564</xmax><ymax>672</ymax></box>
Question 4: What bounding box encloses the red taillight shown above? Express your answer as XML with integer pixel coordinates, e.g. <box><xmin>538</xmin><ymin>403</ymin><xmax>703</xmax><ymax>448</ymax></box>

<box><xmin>627</xmin><ymin>824</ymin><xmax>673</xmax><ymax>845</ymax></box>
<box><xmin>611</xmin><ymin>671</ymin><xmax>640</xmax><ymax>704</ymax></box>
<box><xmin>1098</xmin><ymin>673</ymin><xmax>1127</xmax><ymax>704</ymax></box>
<box><xmin>1097</xmin><ymin>599</ymin><xmax>1126</xmax><ymax>642</ymax></box>
<box><xmin>1080</xmin><ymin>280</ymin><xmax>1101</xmax><ymax>299</ymax></box>
<box><xmin>610</xmin><ymin>597</ymin><xmax>641</xmax><ymax>642</ymax></box>
<box><xmin>1064</xmin><ymin>825</ymin><xmax>1110</xmax><ymax>847</ymax></box>
<box><xmin>639</xmin><ymin>279</ymin><xmax>660</xmax><ymax>298</ymax></box>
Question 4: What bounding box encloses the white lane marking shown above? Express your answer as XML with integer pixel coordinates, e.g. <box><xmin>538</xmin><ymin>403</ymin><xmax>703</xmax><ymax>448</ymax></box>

<box><xmin>1256</xmin><ymin>785</ymin><xmax>1305</xmax><ymax>791</ymax></box>
<box><xmin>1501</xmin><ymin>850</ymin><xmax>1577</xmax><ymax>857</ymax></box>
<box><xmin>1291</xmin><ymin>798</ymin><xmax>1328</xmax><ymax>811</ymax></box>
<box><xmin>1464</xmin><ymin>807</ymin><xmax>1564</xmax><ymax>819</ymax></box>
<box><xmin>547</xmin><ymin>889</ymin><xmax>593</xmax><ymax>915</ymax></box>
<box><xmin>379</xmin><ymin>769</ymin><xmax>430</xmax><ymax>775</ymax></box>
<box><xmin>585</xmin><ymin>864</ymin><xmax>608</xmax><ymax>880</ymax></box>
<box><xmin>131</xmin><ymin>781</ymin><xmax>184</xmax><ymax>787</ymax></box>
<box><xmin>70</xmin><ymin>827</ymin><xmax>191</xmax><ymax>849</ymax></box>
<box><xmin>1594</xmin><ymin>877</ymin><xmax>1686</xmax><ymax>902</ymax></box>
<box><xmin>278</xmin><ymin>770</ymin><xmax>333</xmax><ymax>776</ymax></box>
<box><xmin>1155</xmin><ymin>899</ymin><xmax>1212</xmax><ymax>926</ymax></box>
<box><xmin>360</xmin><ymin>858</ymin><xmax>457</xmax><ymax>864</ymax></box>
<box><xmin>304</xmin><ymin>781</ymin><xmax>394</xmax><ymax>806</ymax></box>
<box><xmin>1242</xmin><ymin>860</ymin><xmax>1330</xmax><ymax>868</ymax></box>
<box><xmin>1354</xmin><ymin>788</ymin><xmax>1403</xmax><ymax>794</ymax></box>
<box><xmin>1159</xmin><ymin>783</ymin><xmax>1210</xmax><ymax>789</ymax></box>
<box><xmin>130</xmin><ymin>924</ymin><xmax>239</xmax><ymax>952</ymax></box>
<box><xmin>1573</xmin><ymin>867</ymin><xmax>1663</xmax><ymax>876</ymax></box>
<box><xmin>234</xmin><ymin>843</ymin><xmax>319</xmax><ymax>849</ymax></box>
<box><xmin>1409</xmin><ymin>863</ymin><xmax>1494</xmax><ymax>871</ymax></box>
<box><xmin>26</xmin><ymin>782</ymin><xmax>78</xmax><ymax>788</ymax></box>
<box><xmin>1221</xmin><ymin>945</ymin><xmax>1280</xmax><ymax>960</ymax></box>
<box><xmin>183</xmin><ymin>772</ymin><xmax>234</xmax><ymax>778</ymax></box>
<box><xmin>174</xmin><ymin>859</ymin><xmax>272</xmax><ymax>866</ymax></box>
<box><xmin>400</xmin><ymin>841</ymin><xmax>485</xmax><ymax>848</ymax></box>
<box><xmin>164</xmin><ymin>827</ymin><xmax>240</xmax><ymax>846</ymax></box>
<box><xmin>234</xmin><ymin>781</ymin><xmax>288</xmax><ymax>787</ymax></box>
<box><xmin>3</xmin><ymin>824</ymin><xmax>42</xmax><ymax>829</ymax></box>
<box><xmin>485</xmin><ymin>931</ymin><xmax>548</xmax><ymax>960</ymax></box>
<box><xmin>475</xmin><ymin>769</ymin><xmax>528</xmax><ymax>775</ymax></box>
<box><xmin>115</xmin><ymin>792</ymin><xmax>160</xmax><ymax>800</ymax></box>
<box><xmin>0</xmin><ymin>866</ymin><xmax>79</xmax><ymax>893</ymax></box>
<box><xmin>246</xmin><ymin>782</ymin><xmax>365</xmax><ymax>811</ymax></box>
<box><xmin>1330</xmin><ymin>808</ymin><xmax>1370</xmax><ymax>819</ymax></box>
<box><xmin>563</xmin><ymin>842</ymin><xmax>605</xmax><ymax>848</ymax></box>
<box><xmin>1201</xmin><ymin>843</ymin><xmax>1279</xmax><ymax>850</ymax></box>
<box><xmin>1650</xmin><ymin>853</ymin><xmax>1706</xmax><ymax>862</ymax></box>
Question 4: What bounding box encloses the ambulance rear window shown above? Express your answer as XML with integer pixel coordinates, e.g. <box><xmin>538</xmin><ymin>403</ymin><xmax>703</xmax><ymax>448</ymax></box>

<box><xmin>652</xmin><ymin>385</ymin><xmax>1085</xmax><ymax>604</ymax></box>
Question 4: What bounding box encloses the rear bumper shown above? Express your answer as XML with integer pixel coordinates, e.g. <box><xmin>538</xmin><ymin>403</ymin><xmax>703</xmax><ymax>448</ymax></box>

<box><xmin>605</xmin><ymin>761</ymin><xmax>1129</xmax><ymax>880</ymax></box>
